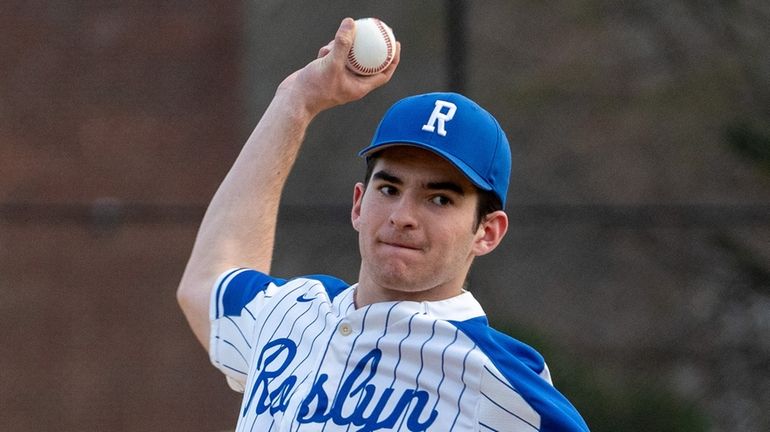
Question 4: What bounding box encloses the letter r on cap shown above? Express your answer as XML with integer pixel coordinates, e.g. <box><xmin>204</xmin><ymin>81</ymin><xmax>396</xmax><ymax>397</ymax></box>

<box><xmin>421</xmin><ymin>100</ymin><xmax>457</xmax><ymax>137</ymax></box>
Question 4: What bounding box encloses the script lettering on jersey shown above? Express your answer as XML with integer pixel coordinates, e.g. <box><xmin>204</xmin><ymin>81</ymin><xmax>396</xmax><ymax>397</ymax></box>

<box><xmin>243</xmin><ymin>338</ymin><xmax>438</xmax><ymax>431</ymax></box>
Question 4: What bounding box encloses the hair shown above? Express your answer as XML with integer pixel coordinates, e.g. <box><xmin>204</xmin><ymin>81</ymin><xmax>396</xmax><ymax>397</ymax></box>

<box><xmin>363</xmin><ymin>153</ymin><xmax>502</xmax><ymax>231</ymax></box>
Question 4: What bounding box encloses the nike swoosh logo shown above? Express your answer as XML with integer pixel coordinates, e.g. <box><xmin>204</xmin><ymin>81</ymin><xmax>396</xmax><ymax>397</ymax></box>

<box><xmin>297</xmin><ymin>294</ymin><xmax>316</xmax><ymax>302</ymax></box>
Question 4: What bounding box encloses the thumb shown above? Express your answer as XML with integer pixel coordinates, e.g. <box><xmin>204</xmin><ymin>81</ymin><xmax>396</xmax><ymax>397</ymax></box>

<box><xmin>331</xmin><ymin>18</ymin><xmax>355</xmax><ymax>63</ymax></box>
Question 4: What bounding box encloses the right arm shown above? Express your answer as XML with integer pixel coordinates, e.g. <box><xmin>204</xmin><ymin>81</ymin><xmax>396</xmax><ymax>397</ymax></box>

<box><xmin>176</xmin><ymin>17</ymin><xmax>400</xmax><ymax>350</ymax></box>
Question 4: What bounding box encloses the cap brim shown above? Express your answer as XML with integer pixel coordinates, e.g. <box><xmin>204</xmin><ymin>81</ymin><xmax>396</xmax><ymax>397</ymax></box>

<box><xmin>359</xmin><ymin>141</ymin><xmax>495</xmax><ymax>192</ymax></box>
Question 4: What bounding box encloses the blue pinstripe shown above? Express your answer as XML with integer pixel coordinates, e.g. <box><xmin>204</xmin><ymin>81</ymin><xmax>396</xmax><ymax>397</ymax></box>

<box><xmin>430</xmin><ymin>328</ymin><xmax>459</xmax><ymax>416</ymax></box>
<box><xmin>390</xmin><ymin>313</ymin><xmax>419</xmax><ymax>386</ymax></box>
<box><xmin>449</xmin><ymin>342</ymin><xmax>475</xmax><ymax>431</ymax></box>
<box><xmin>224</xmin><ymin>316</ymin><xmax>253</xmax><ymax>350</ymax></box>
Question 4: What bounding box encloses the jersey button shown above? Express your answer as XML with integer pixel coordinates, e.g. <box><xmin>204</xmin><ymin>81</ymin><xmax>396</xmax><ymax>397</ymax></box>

<box><xmin>338</xmin><ymin>323</ymin><xmax>353</xmax><ymax>336</ymax></box>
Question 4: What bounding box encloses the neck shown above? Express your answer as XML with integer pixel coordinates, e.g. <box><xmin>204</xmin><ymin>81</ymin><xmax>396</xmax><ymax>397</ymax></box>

<box><xmin>353</xmin><ymin>273</ymin><xmax>467</xmax><ymax>309</ymax></box>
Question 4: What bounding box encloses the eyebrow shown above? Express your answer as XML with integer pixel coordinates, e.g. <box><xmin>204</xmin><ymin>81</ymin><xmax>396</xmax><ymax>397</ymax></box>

<box><xmin>372</xmin><ymin>170</ymin><xmax>402</xmax><ymax>185</ymax></box>
<box><xmin>372</xmin><ymin>169</ymin><xmax>466</xmax><ymax>196</ymax></box>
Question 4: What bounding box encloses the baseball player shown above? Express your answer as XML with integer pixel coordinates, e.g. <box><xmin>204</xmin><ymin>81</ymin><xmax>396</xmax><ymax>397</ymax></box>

<box><xmin>177</xmin><ymin>18</ymin><xmax>589</xmax><ymax>431</ymax></box>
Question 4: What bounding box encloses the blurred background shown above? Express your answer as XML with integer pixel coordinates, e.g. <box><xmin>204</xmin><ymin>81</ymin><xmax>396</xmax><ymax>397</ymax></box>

<box><xmin>1</xmin><ymin>1</ymin><xmax>768</xmax><ymax>431</ymax></box>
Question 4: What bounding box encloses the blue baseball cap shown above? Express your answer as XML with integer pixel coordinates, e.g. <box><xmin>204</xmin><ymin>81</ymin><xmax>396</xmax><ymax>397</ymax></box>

<box><xmin>358</xmin><ymin>92</ymin><xmax>512</xmax><ymax>207</ymax></box>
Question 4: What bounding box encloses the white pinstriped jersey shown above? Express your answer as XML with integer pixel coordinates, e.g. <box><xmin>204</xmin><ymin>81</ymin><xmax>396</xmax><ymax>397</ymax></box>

<box><xmin>210</xmin><ymin>269</ymin><xmax>589</xmax><ymax>432</ymax></box>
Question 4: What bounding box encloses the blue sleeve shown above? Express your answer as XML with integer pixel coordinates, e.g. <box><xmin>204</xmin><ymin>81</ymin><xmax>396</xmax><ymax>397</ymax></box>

<box><xmin>213</xmin><ymin>268</ymin><xmax>286</xmax><ymax>319</ymax></box>
<box><xmin>451</xmin><ymin>317</ymin><xmax>590</xmax><ymax>432</ymax></box>
<box><xmin>212</xmin><ymin>269</ymin><xmax>349</xmax><ymax>320</ymax></box>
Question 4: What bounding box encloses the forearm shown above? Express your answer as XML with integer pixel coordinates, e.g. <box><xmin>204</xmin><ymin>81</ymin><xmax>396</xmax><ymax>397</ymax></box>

<box><xmin>178</xmin><ymin>90</ymin><xmax>315</xmax><ymax>348</ymax></box>
<box><xmin>194</xmin><ymin>91</ymin><xmax>314</xmax><ymax>275</ymax></box>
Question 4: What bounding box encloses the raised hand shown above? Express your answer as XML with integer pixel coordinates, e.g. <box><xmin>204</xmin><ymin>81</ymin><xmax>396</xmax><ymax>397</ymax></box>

<box><xmin>277</xmin><ymin>17</ymin><xmax>401</xmax><ymax>116</ymax></box>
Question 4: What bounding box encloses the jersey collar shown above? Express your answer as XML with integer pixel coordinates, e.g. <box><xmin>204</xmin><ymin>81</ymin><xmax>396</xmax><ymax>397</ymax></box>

<box><xmin>345</xmin><ymin>285</ymin><xmax>486</xmax><ymax>322</ymax></box>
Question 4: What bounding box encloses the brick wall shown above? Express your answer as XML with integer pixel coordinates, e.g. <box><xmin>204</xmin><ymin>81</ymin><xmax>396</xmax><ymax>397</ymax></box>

<box><xmin>1</xmin><ymin>2</ymin><xmax>243</xmax><ymax>430</ymax></box>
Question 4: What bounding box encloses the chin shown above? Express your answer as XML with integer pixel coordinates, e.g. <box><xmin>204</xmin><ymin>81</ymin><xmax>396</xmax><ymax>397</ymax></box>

<box><xmin>373</xmin><ymin>272</ymin><xmax>417</xmax><ymax>291</ymax></box>
<box><xmin>371</xmin><ymin>269</ymin><xmax>435</xmax><ymax>294</ymax></box>
<box><xmin>361</xmin><ymin>252</ymin><xmax>446</xmax><ymax>295</ymax></box>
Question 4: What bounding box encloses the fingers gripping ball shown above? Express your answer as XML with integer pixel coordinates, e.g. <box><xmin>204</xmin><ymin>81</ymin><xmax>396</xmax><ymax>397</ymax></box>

<box><xmin>346</xmin><ymin>18</ymin><xmax>396</xmax><ymax>76</ymax></box>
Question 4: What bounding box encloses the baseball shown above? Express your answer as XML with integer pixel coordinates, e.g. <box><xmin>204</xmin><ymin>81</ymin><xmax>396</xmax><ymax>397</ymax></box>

<box><xmin>346</xmin><ymin>18</ymin><xmax>396</xmax><ymax>76</ymax></box>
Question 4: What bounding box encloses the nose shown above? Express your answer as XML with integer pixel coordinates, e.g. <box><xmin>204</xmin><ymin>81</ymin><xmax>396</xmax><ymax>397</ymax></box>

<box><xmin>388</xmin><ymin>196</ymin><xmax>419</xmax><ymax>230</ymax></box>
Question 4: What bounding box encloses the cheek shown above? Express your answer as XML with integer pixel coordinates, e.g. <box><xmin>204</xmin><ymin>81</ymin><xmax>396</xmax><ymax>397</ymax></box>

<box><xmin>359</xmin><ymin>196</ymin><xmax>387</xmax><ymax>225</ymax></box>
<box><xmin>355</xmin><ymin>203</ymin><xmax>381</xmax><ymax>240</ymax></box>
<box><xmin>436</xmin><ymin>223</ymin><xmax>477</xmax><ymax>256</ymax></box>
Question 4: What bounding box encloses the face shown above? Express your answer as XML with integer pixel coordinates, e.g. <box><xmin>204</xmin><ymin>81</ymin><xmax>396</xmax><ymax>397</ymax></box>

<box><xmin>351</xmin><ymin>146</ymin><xmax>507</xmax><ymax>304</ymax></box>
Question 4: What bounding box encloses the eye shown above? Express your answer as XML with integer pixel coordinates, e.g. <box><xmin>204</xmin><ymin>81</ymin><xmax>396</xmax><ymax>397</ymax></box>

<box><xmin>430</xmin><ymin>195</ymin><xmax>452</xmax><ymax>206</ymax></box>
<box><xmin>378</xmin><ymin>185</ymin><xmax>398</xmax><ymax>196</ymax></box>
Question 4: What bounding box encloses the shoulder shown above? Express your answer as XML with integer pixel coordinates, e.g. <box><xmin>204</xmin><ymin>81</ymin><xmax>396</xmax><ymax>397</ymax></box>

<box><xmin>296</xmin><ymin>274</ymin><xmax>350</xmax><ymax>300</ymax></box>
<box><xmin>212</xmin><ymin>268</ymin><xmax>350</xmax><ymax>318</ymax></box>
<box><xmin>450</xmin><ymin>316</ymin><xmax>546</xmax><ymax>375</ymax></box>
<box><xmin>450</xmin><ymin>317</ymin><xmax>590</xmax><ymax>432</ymax></box>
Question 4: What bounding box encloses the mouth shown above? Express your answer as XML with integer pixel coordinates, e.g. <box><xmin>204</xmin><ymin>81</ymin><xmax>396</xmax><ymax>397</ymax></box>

<box><xmin>379</xmin><ymin>240</ymin><xmax>423</xmax><ymax>251</ymax></box>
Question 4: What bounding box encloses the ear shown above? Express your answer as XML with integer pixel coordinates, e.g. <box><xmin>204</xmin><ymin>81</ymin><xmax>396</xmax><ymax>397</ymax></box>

<box><xmin>472</xmin><ymin>210</ymin><xmax>508</xmax><ymax>257</ymax></box>
<box><xmin>351</xmin><ymin>182</ymin><xmax>366</xmax><ymax>231</ymax></box>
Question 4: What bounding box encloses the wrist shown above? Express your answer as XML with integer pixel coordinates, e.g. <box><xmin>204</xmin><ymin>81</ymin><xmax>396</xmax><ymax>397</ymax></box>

<box><xmin>271</xmin><ymin>87</ymin><xmax>320</xmax><ymax>126</ymax></box>
<box><xmin>275</xmin><ymin>72</ymin><xmax>335</xmax><ymax>120</ymax></box>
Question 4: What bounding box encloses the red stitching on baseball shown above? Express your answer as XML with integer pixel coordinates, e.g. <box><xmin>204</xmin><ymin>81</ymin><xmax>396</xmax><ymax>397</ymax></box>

<box><xmin>348</xmin><ymin>19</ymin><xmax>393</xmax><ymax>75</ymax></box>
<box><xmin>374</xmin><ymin>19</ymin><xmax>394</xmax><ymax>72</ymax></box>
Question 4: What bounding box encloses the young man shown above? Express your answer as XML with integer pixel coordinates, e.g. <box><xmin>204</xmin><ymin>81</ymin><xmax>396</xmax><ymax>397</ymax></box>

<box><xmin>178</xmin><ymin>18</ymin><xmax>589</xmax><ymax>432</ymax></box>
